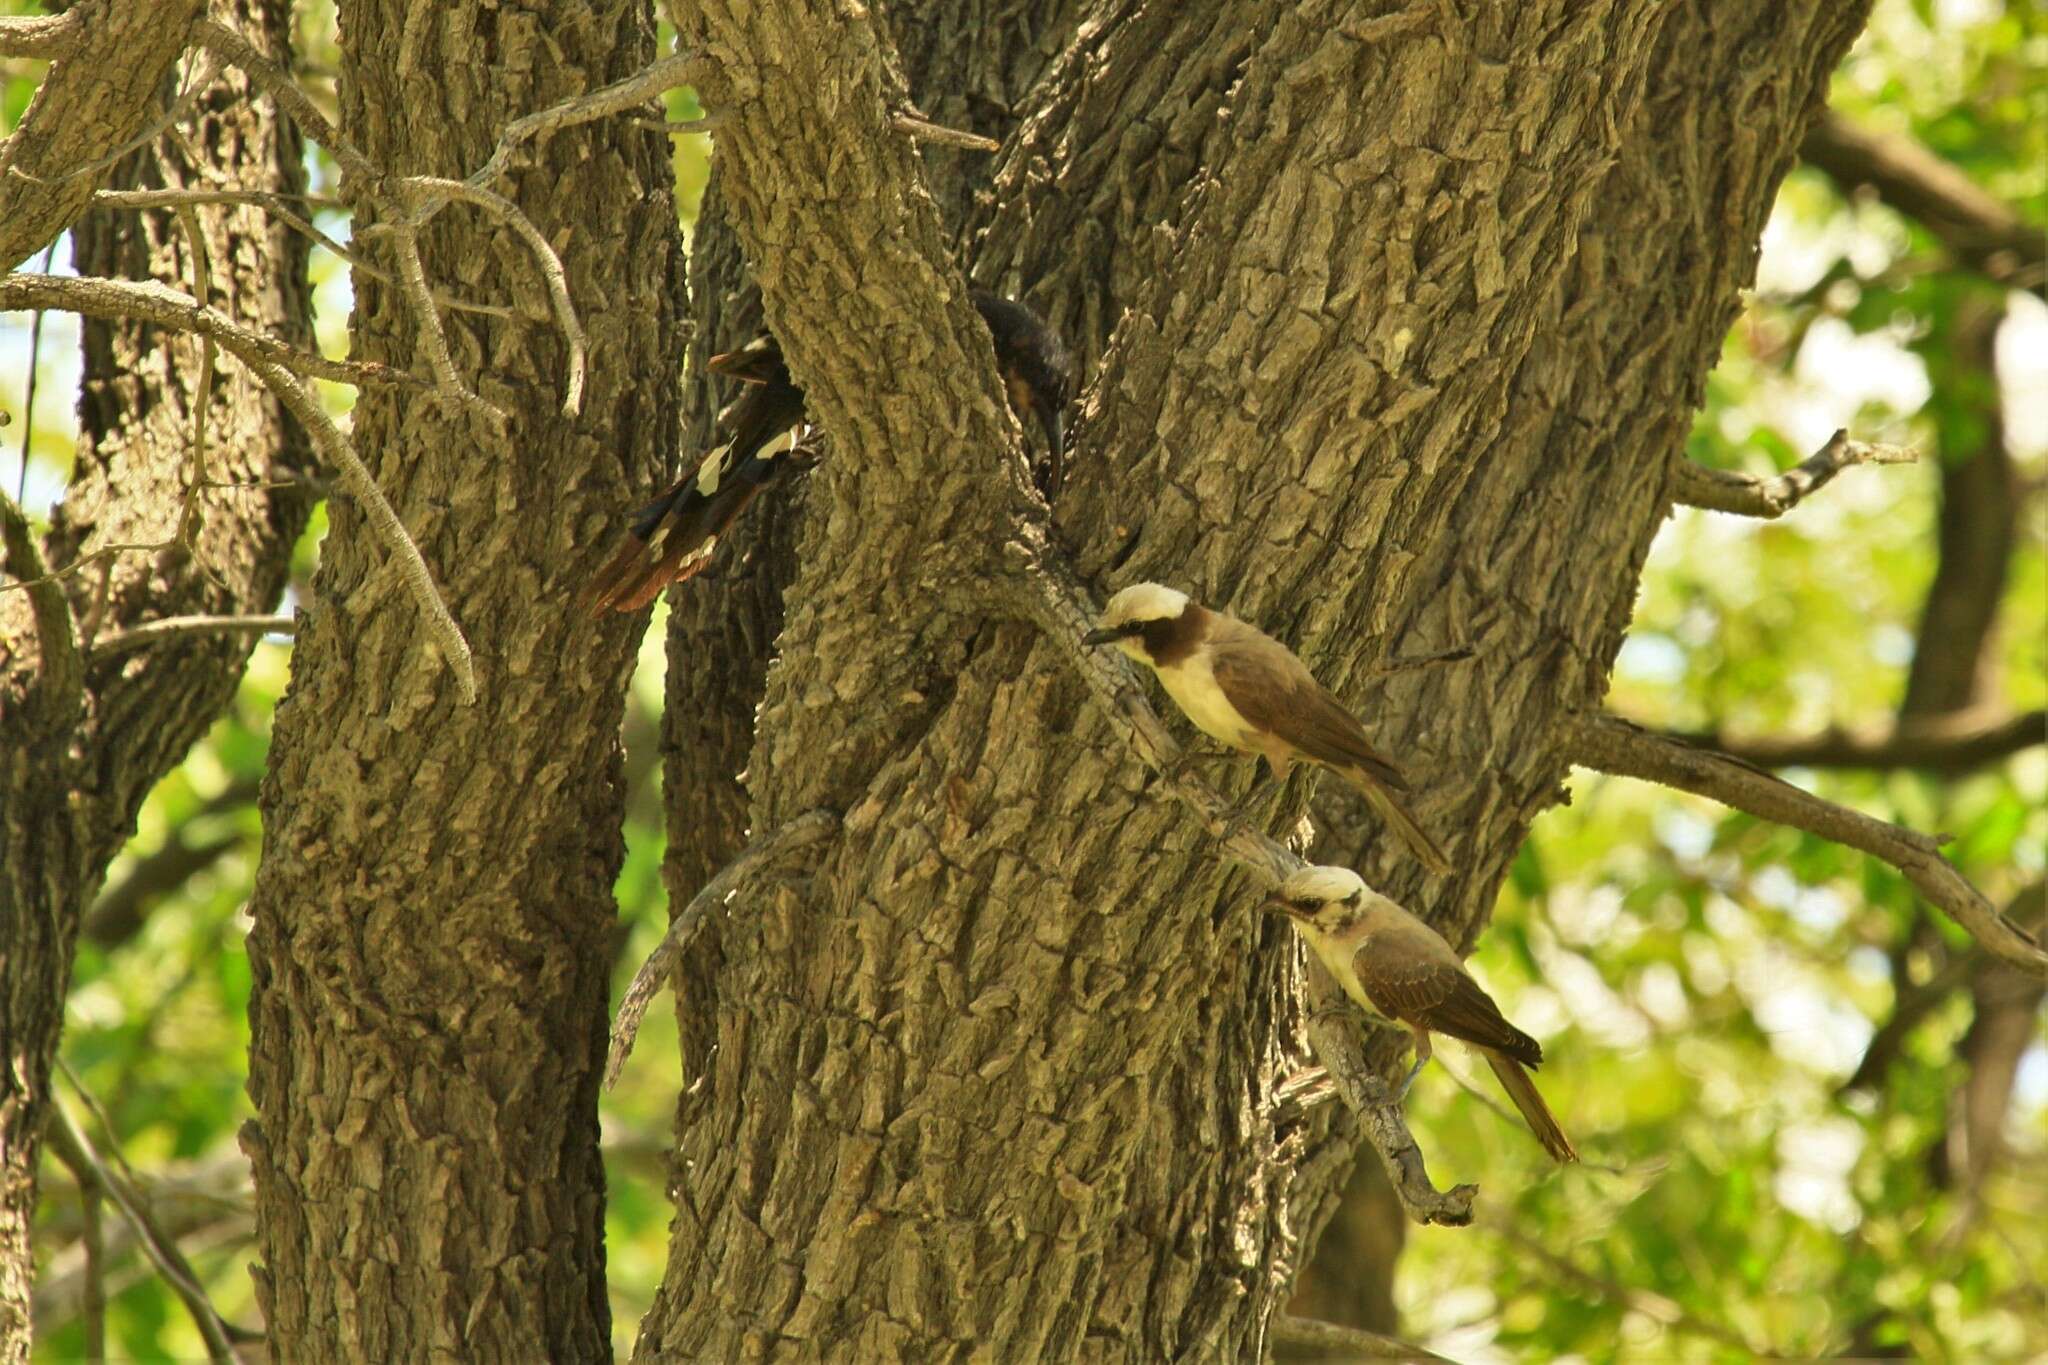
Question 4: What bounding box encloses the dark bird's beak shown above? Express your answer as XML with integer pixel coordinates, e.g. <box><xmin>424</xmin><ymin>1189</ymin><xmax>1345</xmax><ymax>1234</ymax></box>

<box><xmin>1082</xmin><ymin>623</ymin><xmax>1139</xmax><ymax>647</ymax></box>
<box><xmin>1259</xmin><ymin>893</ymin><xmax>1302</xmax><ymax>919</ymax></box>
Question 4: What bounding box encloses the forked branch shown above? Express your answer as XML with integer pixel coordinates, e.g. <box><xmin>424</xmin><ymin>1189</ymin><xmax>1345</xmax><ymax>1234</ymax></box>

<box><xmin>1671</xmin><ymin>428</ymin><xmax>1916</xmax><ymax>518</ymax></box>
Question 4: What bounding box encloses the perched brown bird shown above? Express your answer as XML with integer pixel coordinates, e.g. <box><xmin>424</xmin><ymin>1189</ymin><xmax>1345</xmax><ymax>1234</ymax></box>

<box><xmin>1083</xmin><ymin>583</ymin><xmax>1452</xmax><ymax>876</ymax></box>
<box><xmin>581</xmin><ymin>291</ymin><xmax>1071</xmax><ymax>614</ymax></box>
<box><xmin>1264</xmin><ymin>864</ymin><xmax>1578</xmax><ymax>1164</ymax></box>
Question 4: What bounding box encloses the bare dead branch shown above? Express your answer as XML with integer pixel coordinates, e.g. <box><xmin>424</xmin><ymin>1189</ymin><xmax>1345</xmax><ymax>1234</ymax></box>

<box><xmin>1570</xmin><ymin>713</ymin><xmax>2048</xmax><ymax>977</ymax></box>
<box><xmin>1802</xmin><ymin>111</ymin><xmax>2047</xmax><ymax>291</ymax></box>
<box><xmin>245</xmin><ymin>355</ymin><xmax>477</xmax><ymax>703</ymax></box>
<box><xmin>1665</xmin><ymin>707</ymin><xmax>2044</xmax><ymax>774</ymax></box>
<box><xmin>0</xmin><ymin>484</ymin><xmax>82</xmax><ymax>728</ymax></box>
<box><xmin>1002</xmin><ymin>521</ymin><xmax>1478</xmax><ymax>1226</ymax></box>
<box><xmin>890</xmin><ymin>112</ymin><xmax>1001</xmax><ymax>153</ymax></box>
<box><xmin>406</xmin><ymin>175</ymin><xmax>587</xmax><ymax>415</ymax></box>
<box><xmin>192</xmin><ymin>17</ymin><xmax>378</xmax><ymax>190</ymax></box>
<box><xmin>86</xmin><ymin>614</ymin><xmax>296</xmax><ymax>661</ymax></box>
<box><xmin>1671</xmin><ymin>428</ymin><xmax>1917</xmax><ymax>518</ymax></box>
<box><xmin>0</xmin><ymin>274</ymin><xmax>419</xmax><ymax>390</ymax></box>
<box><xmin>606</xmin><ymin>810</ymin><xmax>842</xmax><ymax>1090</ymax></box>
<box><xmin>378</xmin><ymin>219</ymin><xmax>498</xmax><ymax>421</ymax></box>
<box><xmin>92</xmin><ymin>188</ymin><xmax>515</xmax><ymax>318</ymax></box>
<box><xmin>467</xmin><ymin>52</ymin><xmax>700</xmax><ymax>192</ymax></box>
<box><xmin>1270</xmin><ymin>1313</ymin><xmax>1451</xmax><ymax>1362</ymax></box>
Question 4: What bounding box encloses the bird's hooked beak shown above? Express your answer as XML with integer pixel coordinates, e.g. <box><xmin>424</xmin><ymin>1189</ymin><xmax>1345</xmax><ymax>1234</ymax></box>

<box><xmin>1082</xmin><ymin>622</ymin><xmax>1142</xmax><ymax>647</ymax></box>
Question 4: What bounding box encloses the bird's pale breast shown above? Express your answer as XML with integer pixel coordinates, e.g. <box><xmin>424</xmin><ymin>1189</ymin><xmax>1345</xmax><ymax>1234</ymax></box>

<box><xmin>1155</xmin><ymin>652</ymin><xmax>1262</xmax><ymax>752</ymax></box>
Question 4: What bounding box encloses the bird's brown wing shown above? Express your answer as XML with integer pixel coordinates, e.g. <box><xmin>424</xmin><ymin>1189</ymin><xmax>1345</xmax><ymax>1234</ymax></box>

<box><xmin>1208</xmin><ymin>636</ymin><xmax>1410</xmax><ymax>791</ymax></box>
<box><xmin>1353</xmin><ymin>939</ymin><xmax>1542</xmax><ymax>1067</ymax></box>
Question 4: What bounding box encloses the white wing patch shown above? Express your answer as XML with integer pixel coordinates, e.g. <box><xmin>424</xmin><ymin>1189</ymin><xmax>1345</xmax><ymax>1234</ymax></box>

<box><xmin>694</xmin><ymin>442</ymin><xmax>733</xmax><ymax>496</ymax></box>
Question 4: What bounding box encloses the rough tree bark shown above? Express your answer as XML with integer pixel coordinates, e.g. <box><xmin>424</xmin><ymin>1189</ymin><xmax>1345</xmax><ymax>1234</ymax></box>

<box><xmin>0</xmin><ymin>4</ymin><xmax>309</xmax><ymax>1358</ymax></box>
<box><xmin>237</xmin><ymin>1</ymin><xmax>683</xmax><ymax>1359</ymax></box>
<box><xmin>634</xmin><ymin>1</ymin><xmax>1869</xmax><ymax>1359</ymax></box>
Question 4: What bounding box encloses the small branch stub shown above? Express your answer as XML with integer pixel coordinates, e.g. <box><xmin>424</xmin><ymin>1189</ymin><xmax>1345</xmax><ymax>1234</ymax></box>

<box><xmin>1671</xmin><ymin>428</ymin><xmax>1916</xmax><ymax>519</ymax></box>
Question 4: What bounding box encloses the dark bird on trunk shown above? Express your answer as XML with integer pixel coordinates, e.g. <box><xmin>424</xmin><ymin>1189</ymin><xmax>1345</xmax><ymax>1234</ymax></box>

<box><xmin>1263</xmin><ymin>864</ymin><xmax>1578</xmax><ymax>1164</ymax></box>
<box><xmin>1083</xmin><ymin>582</ymin><xmax>1453</xmax><ymax>876</ymax></box>
<box><xmin>581</xmin><ymin>291</ymin><xmax>1070</xmax><ymax>614</ymax></box>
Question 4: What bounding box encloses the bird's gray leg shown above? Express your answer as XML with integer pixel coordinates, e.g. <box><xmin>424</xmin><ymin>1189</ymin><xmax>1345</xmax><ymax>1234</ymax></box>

<box><xmin>1397</xmin><ymin>1028</ymin><xmax>1433</xmax><ymax>1100</ymax></box>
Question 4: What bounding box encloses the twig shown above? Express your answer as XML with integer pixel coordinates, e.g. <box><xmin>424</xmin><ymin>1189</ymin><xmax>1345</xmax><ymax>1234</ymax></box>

<box><xmin>1570</xmin><ymin>713</ymin><xmax>2047</xmax><ymax>976</ymax></box>
<box><xmin>1483</xmin><ymin>1213</ymin><xmax>1765</xmax><ymax>1356</ymax></box>
<box><xmin>0</xmin><ymin>274</ymin><xmax>421</xmax><ymax>391</ymax></box>
<box><xmin>1270</xmin><ymin>1313</ymin><xmax>1450</xmax><ymax>1362</ymax></box>
<box><xmin>246</xmin><ymin>356</ymin><xmax>477</xmax><ymax>702</ymax></box>
<box><xmin>1659</xmin><ymin>707</ymin><xmax>2044</xmax><ymax>774</ymax></box>
<box><xmin>999</xmin><ymin>519</ymin><xmax>1478</xmax><ymax>1225</ymax></box>
<box><xmin>1366</xmin><ymin>643</ymin><xmax>1474</xmax><ymax>676</ymax></box>
<box><xmin>44</xmin><ymin>1100</ymin><xmax>242</xmax><ymax>1363</ymax></box>
<box><xmin>379</xmin><ymin>219</ymin><xmax>495</xmax><ymax>419</ymax></box>
<box><xmin>406</xmin><ymin>176</ymin><xmax>586</xmax><ymax>415</ymax></box>
<box><xmin>54</xmin><ymin>47</ymin><xmax>220</xmax><ymax>188</ymax></box>
<box><xmin>890</xmin><ymin>112</ymin><xmax>1001</xmax><ymax>153</ymax></box>
<box><xmin>0</xmin><ymin>483</ymin><xmax>83</xmax><ymax>727</ymax></box>
<box><xmin>1670</xmin><ymin>428</ymin><xmax>1916</xmax><ymax>518</ymax></box>
<box><xmin>466</xmin><ymin>52</ymin><xmax>700</xmax><ymax>192</ymax></box>
<box><xmin>193</xmin><ymin>17</ymin><xmax>378</xmax><ymax>189</ymax></box>
<box><xmin>42</xmin><ymin>1131</ymin><xmax>109</xmax><ymax>1362</ymax></box>
<box><xmin>16</xmin><ymin>238</ymin><xmax>57</xmax><ymax>501</ymax></box>
<box><xmin>606</xmin><ymin>810</ymin><xmax>842</xmax><ymax>1089</ymax></box>
<box><xmin>92</xmin><ymin>188</ymin><xmax>515</xmax><ymax>317</ymax></box>
<box><xmin>86</xmin><ymin>613</ymin><xmax>297</xmax><ymax>660</ymax></box>
<box><xmin>174</xmin><ymin>205</ymin><xmax>217</xmax><ymax>555</ymax></box>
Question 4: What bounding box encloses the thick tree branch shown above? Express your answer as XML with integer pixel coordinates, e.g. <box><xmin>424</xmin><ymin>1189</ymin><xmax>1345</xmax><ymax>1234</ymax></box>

<box><xmin>1801</xmin><ymin>111</ymin><xmax>2046</xmax><ymax>291</ymax></box>
<box><xmin>1662</xmin><ymin>707</ymin><xmax>2044</xmax><ymax>774</ymax></box>
<box><xmin>0</xmin><ymin>13</ymin><xmax>83</xmax><ymax>60</ymax></box>
<box><xmin>606</xmin><ymin>809</ymin><xmax>841</xmax><ymax>1089</ymax></box>
<box><xmin>1671</xmin><ymin>428</ymin><xmax>1916</xmax><ymax>518</ymax></box>
<box><xmin>0</xmin><ymin>0</ymin><xmax>207</xmax><ymax>270</ymax></box>
<box><xmin>1570</xmin><ymin>714</ymin><xmax>2048</xmax><ymax>976</ymax></box>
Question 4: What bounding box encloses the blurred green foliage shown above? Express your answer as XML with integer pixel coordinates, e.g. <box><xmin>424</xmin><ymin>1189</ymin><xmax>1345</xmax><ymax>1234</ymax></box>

<box><xmin>10</xmin><ymin>0</ymin><xmax>2043</xmax><ymax>1360</ymax></box>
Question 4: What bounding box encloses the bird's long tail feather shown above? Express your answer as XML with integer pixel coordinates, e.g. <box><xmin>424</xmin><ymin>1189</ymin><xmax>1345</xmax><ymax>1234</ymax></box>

<box><xmin>1351</xmin><ymin>776</ymin><xmax>1454</xmax><ymax>877</ymax></box>
<box><xmin>1482</xmin><ymin>1049</ymin><xmax>1579</xmax><ymax>1164</ymax></box>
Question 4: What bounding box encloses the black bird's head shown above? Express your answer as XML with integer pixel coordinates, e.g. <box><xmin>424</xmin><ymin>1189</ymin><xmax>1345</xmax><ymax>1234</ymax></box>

<box><xmin>971</xmin><ymin>291</ymin><xmax>1073</xmax><ymax>497</ymax></box>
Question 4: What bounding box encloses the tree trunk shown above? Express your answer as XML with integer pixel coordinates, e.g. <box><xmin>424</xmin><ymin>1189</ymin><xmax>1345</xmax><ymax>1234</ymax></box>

<box><xmin>634</xmin><ymin>1</ymin><xmax>1868</xmax><ymax>1359</ymax></box>
<box><xmin>238</xmin><ymin>1</ymin><xmax>683</xmax><ymax>1359</ymax></box>
<box><xmin>0</xmin><ymin>4</ymin><xmax>310</xmax><ymax>1357</ymax></box>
